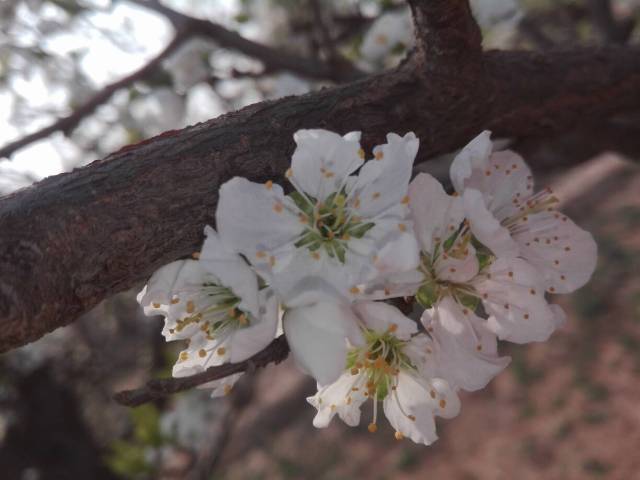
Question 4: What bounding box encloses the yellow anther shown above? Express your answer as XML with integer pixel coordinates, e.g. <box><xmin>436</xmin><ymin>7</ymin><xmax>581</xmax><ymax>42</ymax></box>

<box><xmin>401</xmin><ymin>195</ymin><xmax>410</xmax><ymax>205</ymax></box>
<box><xmin>374</xmin><ymin>150</ymin><xmax>384</xmax><ymax>160</ymax></box>
<box><xmin>171</xmin><ymin>297</ymin><xmax>180</xmax><ymax>304</ymax></box>
<box><xmin>408</xmin><ymin>415</ymin><xmax>416</xmax><ymax>422</ymax></box>
<box><xmin>192</xmin><ymin>251</ymin><xmax>200</xmax><ymax>260</ymax></box>
<box><xmin>256</xmin><ymin>250</ymin><xmax>267</xmax><ymax>259</ymax></box>
<box><xmin>273</xmin><ymin>203</ymin><xmax>284</xmax><ymax>213</ymax></box>
<box><xmin>238</xmin><ymin>314</ymin><xmax>248</xmax><ymax>326</ymax></box>
<box><xmin>351</xmin><ymin>367</ymin><xmax>360</xmax><ymax>375</ymax></box>
<box><xmin>358</xmin><ymin>148</ymin><xmax>365</xmax><ymax>159</ymax></box>
<box><xmin>350</xmin><ymin>286</ymin><xmax>361</xmax><ymax>294</ymax></box>
<box><xmin>368</xmin><ymin>423</ymin><xmax>378</xmax><ymax>433</ymax></box>
<box><xmin>395</xmin><ymin>431</ymin><xmax>404</xmax><ymax>441</ymax></box>
<box><xmin>265</xmin><ymin>180</ymin><xmax>273</xmax><ymax>190</ymax></box>
<box><xmin>429</xmin><ymin>390</ymin><xmax>436</xmax><ymax>399</ymax></box>
<box><xmin>217</xmin><ymin>347</ymin><xmax>226</xmax><ymax>356</ymax></box>
<box><xmin>186</xmin><ymin>300</ymin><xmax>195</xmax><ymax>314</ymax></box>
<box><xmin>398</xmin><ymin>223</ymin><xmax>407</xmax><ymax>232</ymax></box>
<box><xmin>372</xmin><ymin>192</ymin><xmax>381</xmax><ymax>200</ymax></box>
<box><xmin>439</xmin><ymin>399</ymin><xmax>447</xmax><ymax>409</ymax></box>
<box><xmin>388</xmin><ymin>323</ymin><xmax>398</xmax><ymax>333</ymax></box>
<box><xmin>285</xmin><ymin>168</ymin><xmax>293</xmax><ymax>178</ymax></box>
<box><xmin>374</xmin><ymin>357</ymin><xmax>386</xmax><ymax>370</ymax></box>
<box><xmin>223</xmin><ymin>384</ymin><xmax>232</xmax><ymax>395</ymax></box>
<box><xmin>179</xmin><ymin>352</ymin><xmax>189</xmax><ymax>361</ymax></box>
<box><xmin>152</xmin><ymin>302</ymin><xmax>161</xmax><ymax>308</ymax></box>
<box><xmin>199</xmin><ymin>349</ymin><xmax>207</xmax><ymax>358</ymax></box>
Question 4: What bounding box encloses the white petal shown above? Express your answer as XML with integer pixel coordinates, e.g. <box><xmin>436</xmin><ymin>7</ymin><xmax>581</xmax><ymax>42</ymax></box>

<box><xmin>351</xmin><ymin>132</ymin><xmax>418</xmax><ymax>218</ymax></box>
<box><xmin>451</xmin><ymin>131</ymin><xmax>534</xmax><ymax>221</ymax></box>
<box><xmin>362</xmin><ymin>268</ymin><xmax>424</xmax><ymax>300</ymax></box>
<box><xmin>216</xmin><ymin>176</ymin><xmax>303</xmax><ymax>258</ymax></box>
<box><xmin>228</xmin><ymin>289</ymin><xmax>279</xmax><ymax>362</ymax></box>
<box><xmin>408</xmin><ymin>173</ymin><xmax>464</xmax><ymax>255</ymax></box>
<box><xmin>434</xmin><ymin>242</ymin><xmax>480</xmax><ymax>284</ymax></box>
<box><xmin>283</xmin><ymin>302</ymin><xmax>363</xmax><ymax>385</ymax></box>
<box><xmin>474</xmin><ymin>257</ymin><xmax>557</xmax><ymax>343</ymax></box>
<box><xmin>268</xmin><ymin>248</ymin><xmax>369</xmax><ymax>308</ymax></box>
<box><xmin>200</xmin><ymin>225</ymin><xmax>260</xmax><ymax>316</ymax></box>
<box><xmin>200</xmin><ymin>373</ymin><xmax>244</xmax><ymax>398</ymax></box>
<box><xmin>371</xmin><ymin>225</ymin><xmax>420</xmax><ymax>277</ymax></box>
<box><xmin>463</xmin><ymin>189</ymin><xmax>519</xmax><ymax>257</ymax></box>
<box><xmin>383</xmin><ymin>373</ymin><xmax>459</xmax><ymax>445</ymax></box>
<box><xmin>512</xmin><ymin>211</ymin><xmax>598</xmax><ymax>294</ymax></box>
<box><xmin>424</xmin><ymin>297</ymin><xmax>510</xmax><ymax>391</ymax></box>
<box><xmin>478</xmin><ymin>150</ymin><xmax>533</xmax><ymax>220</ymax></box>
<box><xmin>139</xmin><ymin>260</ymin><xmax>191</xmax><ymax>307</ymax></box>
<box><xmin>450</xmin><ymin>130</ymin><xmax>493</xmax><ymax>194</ymax></box>
<box><xmin>352</xmin><ymin>301</ymin><xmax>417</xmax><ymax>340</ymax></box>
<box><xmin>307</xmin><ymin>372</ymin><xmax>367</xmax><ymax>428</ymax></box>
<box><xmin>291</xmin><ymin>129</ymin><xmax>363</xmax><ymax>201</ymax></box>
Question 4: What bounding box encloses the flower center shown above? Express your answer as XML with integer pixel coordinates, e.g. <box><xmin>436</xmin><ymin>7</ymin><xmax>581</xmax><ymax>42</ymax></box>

<box><xmin>170</xmin><ymin>282</ymin><xmax>250</xmax><ymax>339</ymax></box>
<box><xmin>289</xmin><ymin>190</ymin><xmax>374</xmax><ymax>263</ymax></box>
<box><xmin>414</xmin><ymin>228</ymin><xmax>489</xmax><ymax>310</ymax></box>
<box><xmin>346</xmin><ymin>326</ymin><xmax>413</xmax><ymax>401</ymax></box>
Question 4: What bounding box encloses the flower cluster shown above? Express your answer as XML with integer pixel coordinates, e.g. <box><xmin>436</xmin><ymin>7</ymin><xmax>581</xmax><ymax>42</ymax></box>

<box><xmin>138</xmin><ymin>129</ymin><xmax>597</xmax><ymax>445</ymax></box>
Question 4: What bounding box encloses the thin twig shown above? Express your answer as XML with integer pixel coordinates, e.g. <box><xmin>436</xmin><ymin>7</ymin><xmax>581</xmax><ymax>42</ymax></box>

<box><xmin>113</xmin><ymin>336</ymin><xmax>290</xmax><ymax>407</ymax></box>
<box><xmin>0</xmin><ymin>32</ymin><xmax>190</xmax><ymax>160</ymax></box>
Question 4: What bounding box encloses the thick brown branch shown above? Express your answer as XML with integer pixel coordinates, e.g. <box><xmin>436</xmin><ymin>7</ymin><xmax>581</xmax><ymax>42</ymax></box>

<box><xmin>0</xmin><ymin>33</ymin><xmax>188</xmax><ymax>160</ymax></box>
<box><xmin>114</xmin><ymin>336</ymin><xmax>289</xmax><ymax>407</ymax></box>
<box><xmin>408</xmin><ymin>0</ymin><xmax>483</xmax><ymax>73</ymax></box>
<box><xmin>1</xmin><ymin>21</ymin><xmax>640</xmax><ymax>352</ymax></box>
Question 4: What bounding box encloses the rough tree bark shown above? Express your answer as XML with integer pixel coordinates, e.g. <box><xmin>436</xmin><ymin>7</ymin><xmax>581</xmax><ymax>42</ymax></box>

<box><xmin>1</xmin><ymin>0</ymin><xmax>640</xmax><ymax>355</ymax></box>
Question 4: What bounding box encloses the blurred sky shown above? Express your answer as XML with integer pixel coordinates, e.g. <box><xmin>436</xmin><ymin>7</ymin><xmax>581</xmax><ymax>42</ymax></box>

<box><xmin>0</xmin><ymin>0</ymin><xmax>243</xmax><ymax>182</ymax></box>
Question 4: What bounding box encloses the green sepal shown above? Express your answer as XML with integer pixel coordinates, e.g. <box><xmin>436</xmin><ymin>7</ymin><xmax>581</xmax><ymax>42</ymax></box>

<box><xmin>416</xmin><ymin>280</ymin><xmax>438</xmax><ymax>309</ymax></box>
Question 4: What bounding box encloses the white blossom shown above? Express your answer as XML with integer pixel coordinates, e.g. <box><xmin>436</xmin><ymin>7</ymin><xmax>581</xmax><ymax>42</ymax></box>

<box><xmin>216</xmin><ymin>129</ymin><xmax>420</xmax><ymax>308</ymax></box>
<box><xmin>450</xmin><ymin>131</ymin><xmax>598</xmax><ymax>294</ymax></box>
<box><xmin>216</xmin><ymin>129</ymin><xmax>420</xmax><ymax>385</ymax></box>
<box><xmin>366</xmin><ymin>172</ymin><xmax>553</xmax><ymax>386</ymax></box>
<box><xmin>360</xmin><ymin>9</ymin><xmax>413</xmax><ymax>67</ymax></box>
<box><xmin>307</xmin><ymin>301</ymin><xmax>460</xmax><ymax>445</ymax></box>
<box><xmin>138</xmin><ymin>226</ymin><xmax>278</xmax><ymax>397</ymax></box>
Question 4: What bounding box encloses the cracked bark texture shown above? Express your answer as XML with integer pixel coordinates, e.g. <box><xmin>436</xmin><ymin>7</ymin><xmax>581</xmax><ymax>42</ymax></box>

<box><xmin>1</xmin><ymin>0</ymin><xmax>640</xmax><ymax>353</ymax></box>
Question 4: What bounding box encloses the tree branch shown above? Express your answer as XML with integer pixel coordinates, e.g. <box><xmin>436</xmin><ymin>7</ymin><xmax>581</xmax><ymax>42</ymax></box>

<box><xmin>0</xmin><ymin>32</ymin><xmax>189</xmax><ymax>160</ymax></box>
<box><xmin>128</xmin><ymin>0</ymin><xmax>364</xmax><ymax>82</ymax></box>
<box><xmin>113</xmin><ymin>336</ymin><xmax>289</xmax><ymax>407</ymax></box>
<box><xmin>408</xmin><ymin>0</ymin><xmax>483</xmax><ymax>73</ymax></box>
<box><xmin>0</xmin><ymin>1</ymin><xmax>365</xmax><ymax>161</ymax></box>
<box><xmin>2</xmin><ymin>1</ymin><xmax>640</xmax><ymax>353</ymax></box>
